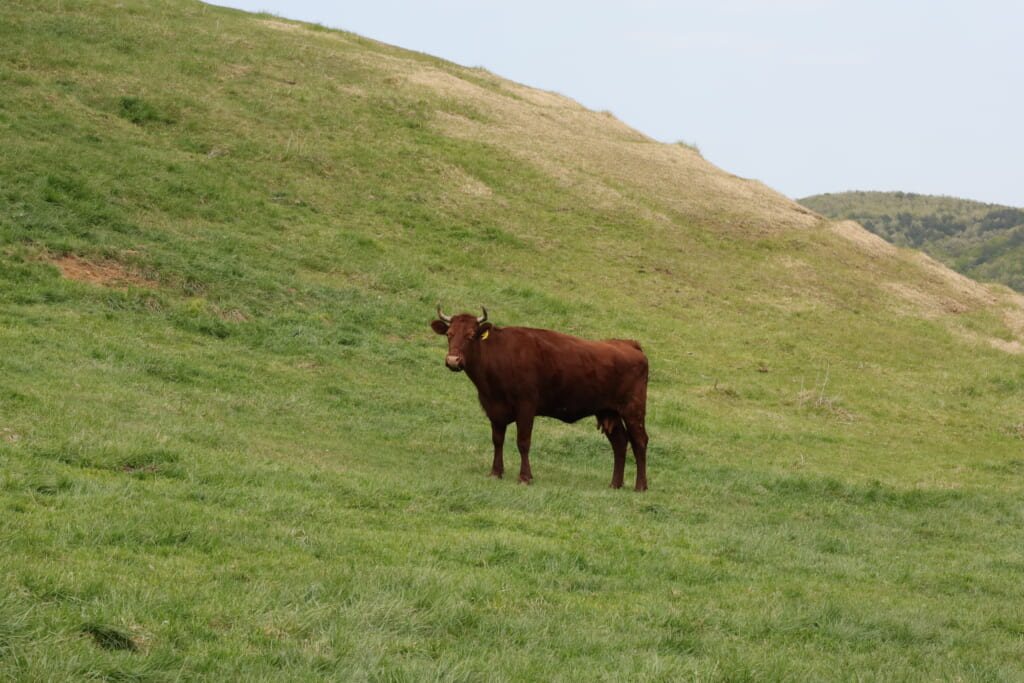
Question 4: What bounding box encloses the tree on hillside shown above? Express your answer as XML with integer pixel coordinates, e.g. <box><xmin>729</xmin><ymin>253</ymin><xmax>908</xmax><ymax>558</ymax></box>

<box><xmin>800</xmin><ymin>192</ymin><xmax>1024</xmax><ymax>293</ymax></box>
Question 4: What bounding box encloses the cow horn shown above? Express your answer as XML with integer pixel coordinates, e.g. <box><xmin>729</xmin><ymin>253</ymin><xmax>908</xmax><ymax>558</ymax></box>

<box><xmin>436</xmin><ymin>303</ymin><xmax>452</xmax><ymax>323</ymax></box>
<box><xmin>477</xmin><ymin>306</ymin><xmax>488</xmax><ymax>324</ymax></box>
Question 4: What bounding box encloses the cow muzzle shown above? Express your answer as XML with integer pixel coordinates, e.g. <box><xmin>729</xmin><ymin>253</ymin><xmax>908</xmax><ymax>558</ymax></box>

<box><xmin>445</xmin><ymin>355</ymin><xmax>464</xmax><ymax>372</ymax></box>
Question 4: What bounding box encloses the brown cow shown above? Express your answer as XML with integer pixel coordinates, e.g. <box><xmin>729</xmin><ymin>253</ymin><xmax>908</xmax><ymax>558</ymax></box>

<box><xmin>431</xmin><ymin>305</ymin><xmax>649</xmax><ymax>491</ymax></box>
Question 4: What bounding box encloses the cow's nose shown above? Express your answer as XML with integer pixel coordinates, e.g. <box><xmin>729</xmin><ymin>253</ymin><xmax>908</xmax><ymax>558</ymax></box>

<box><xmin>445</xmin><ymin>355</ymin><xmax>464</xmax><ymax>371</ymax></box>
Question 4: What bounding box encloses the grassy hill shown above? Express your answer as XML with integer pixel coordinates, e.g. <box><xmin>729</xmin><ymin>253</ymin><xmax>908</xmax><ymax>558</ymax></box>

<box><xmin>801</xmin><ymin>190</ymin><xmax>1024</xmax><ymax>292</ymax></box>
<box><xmin>3</xmin><ymin>1</ymin><xmax>1024</xmax><ymax>679</ymax></box>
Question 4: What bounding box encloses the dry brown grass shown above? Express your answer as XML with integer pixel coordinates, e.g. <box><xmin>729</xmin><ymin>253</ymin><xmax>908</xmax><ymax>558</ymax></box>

<box><xmin>830</xmin><ymin>220</ymin><xmax>1024</xmax><ymax>353</ymax></box>
<box><xmin>831</xmin><ymin>218</ymin><xmax>997</xmax><ymax>314</ymax></box>
<box><xmin>399</xmin><ymin>64</ymin><xmax>819</xmax><ymax>236</ymax></box>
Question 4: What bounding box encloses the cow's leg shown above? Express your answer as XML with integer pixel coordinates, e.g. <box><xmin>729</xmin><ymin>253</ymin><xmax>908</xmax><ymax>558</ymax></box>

<box><xmin>489</xmin><ymin>420</ymin><xmax>507</xmax><ymax>478</ymax></box>
<box><xmin>598</xmin><ymin>413</ymin><xmax>629</xmax><ymax>489</ymax></box>
<box><xmin>515</xmin><ymin>411</ymin><xmax>535</xmax><ymax>484</ymax></box>
<box><xmin>624</xmin><ymin>415</ymin><xmax>649</xmax><ymax>492</ymax></box>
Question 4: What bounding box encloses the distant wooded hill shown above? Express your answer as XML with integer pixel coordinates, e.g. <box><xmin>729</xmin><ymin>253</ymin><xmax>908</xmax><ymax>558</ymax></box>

<box><xmin>800</xmin><ymin>191</ymin><xmax>1024</xmax><ymax>292</ymax></box>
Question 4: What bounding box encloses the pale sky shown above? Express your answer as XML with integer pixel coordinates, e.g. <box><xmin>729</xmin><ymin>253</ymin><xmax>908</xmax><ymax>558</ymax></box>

<box><xmin>208</xmin><ymin>1</ymin><xmax>1023</xmax><ymax>208</ymax></box>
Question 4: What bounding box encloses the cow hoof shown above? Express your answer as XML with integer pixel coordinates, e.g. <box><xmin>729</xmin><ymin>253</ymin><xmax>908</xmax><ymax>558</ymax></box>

<box><xmin>610</xmin><ymin>481</ymin><xmax>624</xmax><ymax>489</ymax></box>
<box><xmin>489</xmin><ymin>470</ymin><xmax>503</xmax><ymax>479</ymax></box>
<box><xmin>518</xmin><ymin>476</ymin><xmax>533</xmax><ymax>485</ymax></box>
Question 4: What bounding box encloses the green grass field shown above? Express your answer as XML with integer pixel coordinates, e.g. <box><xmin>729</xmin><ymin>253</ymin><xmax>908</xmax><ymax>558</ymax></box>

<box><xmin>3</xmin><ymin>1</ymin><xmax>1024</xmax><ymax>679</ymax></box>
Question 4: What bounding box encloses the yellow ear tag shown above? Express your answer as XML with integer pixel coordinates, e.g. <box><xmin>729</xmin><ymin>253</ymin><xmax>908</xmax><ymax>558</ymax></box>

<box><xmin>480</xmin><ymin>329</ymin><xmax>490</xmax><ymax>341</ymax></box>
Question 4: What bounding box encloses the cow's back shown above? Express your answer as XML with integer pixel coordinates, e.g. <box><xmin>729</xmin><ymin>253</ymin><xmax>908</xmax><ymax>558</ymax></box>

<box><xmin>477</xmin><ymin>326</ymin><xmax>647</xmax><ymax>422</ymax></box>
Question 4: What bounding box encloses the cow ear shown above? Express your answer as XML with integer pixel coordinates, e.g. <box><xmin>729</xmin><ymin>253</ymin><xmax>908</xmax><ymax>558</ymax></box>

<box><xmin>431</xmin><ymin>319</ymin><xmax>449</xmax><ymax>335</ymax></box>
<box><xmin>476</xmin><ymin>322</ymin><xmax>493</xmax><ymax>339</ymax></box>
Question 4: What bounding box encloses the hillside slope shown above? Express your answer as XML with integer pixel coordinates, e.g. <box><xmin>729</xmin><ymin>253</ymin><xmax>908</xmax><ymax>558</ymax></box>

<box><xmin>801</xmin><ymin>190</ymin><xmax>1024</xmax><ymax>292</ymax></box>
<box><xmin>3</xmin><ymin>1</ymin><xmax>1024</xmax><ymax>679</ymax></box>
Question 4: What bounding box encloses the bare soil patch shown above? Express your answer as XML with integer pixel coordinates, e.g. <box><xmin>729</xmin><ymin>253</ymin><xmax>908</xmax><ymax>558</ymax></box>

<box><xmin>52</xmin><ymin>254</ymin><xmax>154</xmax><ymax>289</ymax></box>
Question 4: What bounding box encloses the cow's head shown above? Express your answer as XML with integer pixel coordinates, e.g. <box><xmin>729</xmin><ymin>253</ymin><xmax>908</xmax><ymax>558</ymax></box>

<box><xmin>431</xmin><ymin>304</ymin><xmax>492</xmax><ymax>372</ymax></box>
